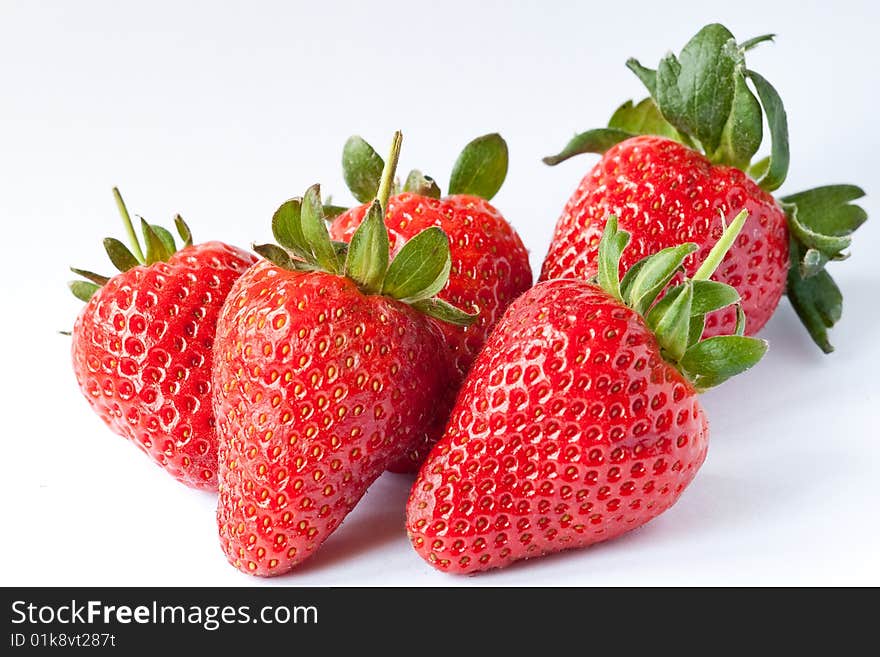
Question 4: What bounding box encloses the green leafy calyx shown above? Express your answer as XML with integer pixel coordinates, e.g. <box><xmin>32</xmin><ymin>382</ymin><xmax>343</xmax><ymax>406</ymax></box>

<box><xmin>342</xmin><ymin>133</ymin><xmax>509</xmax><ymax>203</ymax></box>
<box><xmin>781</xmin><ymin>185</ymin><xmax>867</xmax><ymax>353</ymax></box>
<box><xmin>68</xmin><ymin>187</ymin><xmax>194</xmax><ymax>302</ymax></box>
<box><xmin>342</xmin><ymin>136</ymin><xmax>385</xmax><ymax>204</ymax></box>
<box><xmin>545</xmin><ymin>24</ymin><xmax>788</xmax><ymax>187</ymax></box>
<box><xmin>596</xmin><ymin>211</ymin><xmax>767</xmax><ymax>391</ymax></box>
<box><xmin>448</xmin><ymin>133</ymin><xmax>508</xmax><ymax>200</ymax></box>
<box><xmin>544</xmin><ymin>22</ymin><xmax>868</xmax><ymax>354</ymax></box>
<box><xmin>260</xmin><ymin>132</ymin><xmax>476</xmax><ymax>327</ymax></box>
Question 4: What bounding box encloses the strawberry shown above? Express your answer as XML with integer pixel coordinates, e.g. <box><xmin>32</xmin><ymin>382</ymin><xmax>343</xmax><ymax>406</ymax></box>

<box><xmin>69</xmin><ymin>189</ymin><xmax>256</xmax><ymax>490</ymax></box>
<box><xmin>542</xmin><ymin>24</ymin><xmax>867</xmax><ymax>352</ymax></box>
<box><xmin>407</xmin><ymin>210</ymin><xmax>767</xmax><ymax>574</ymax></box>
<box><xmin>544</xmin><ymin>135</ymin><xmax>788</xmax><ymax>338</ymax></box>
<box><xmin>330</xmin><ymin>134</ymin><xmax>532</xmax><ymax>471</ymax></box>
<box><xmin>213</xmin><ymin>133</ymin><xmax>476</xmax><ymax>576</ymax></box>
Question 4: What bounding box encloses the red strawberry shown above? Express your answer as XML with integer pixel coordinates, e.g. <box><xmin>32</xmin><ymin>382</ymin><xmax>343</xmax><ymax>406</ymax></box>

<box><xmin>407</xmin><ymin>211</ymin><xmax>767</xmax><ymax>574</ymax></box>
<box><xmin>543</xmin><ymin>24</ymin><xmax>867</xmax><ymax>352</ymax></box>
<box><xmin>213</xmin><ymin>134</ymin><xmax>476</xmax><ymax>576</ymax></box>
<box><xmin>331</xmin><ymin>134</ymin><xmax>532</xmax><ymax>471</ymax></box>
<box><xmin>543</xmin><ymin>135</ymin><xmax>788</xmax><ymax>337</ymax></box>
<box><xmin>69</xmin><ymin>189</ymin><xmax>255</xmax><ymax>490</ymax></box>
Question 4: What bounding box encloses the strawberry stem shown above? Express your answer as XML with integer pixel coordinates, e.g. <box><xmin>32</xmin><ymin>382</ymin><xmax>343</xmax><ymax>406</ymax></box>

<box><xmin>376</xmin><ymin>131</ymin><xmax>402</xmax><ymax>215</ymax></box>
<box><xmin>112</xmin><ymin>187</ymin><xmax>146</xmax><ymax>264</ymax></box>
<box><xmin>693</xmin><ymin>209</ymin><xmax>748</xmax><ymax>281</ymax></box>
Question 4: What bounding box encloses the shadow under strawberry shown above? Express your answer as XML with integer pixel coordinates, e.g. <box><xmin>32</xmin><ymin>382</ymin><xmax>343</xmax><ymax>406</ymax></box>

<box><xmin>273</xmin><ymin>473</ymin><xmax>412</xmax><ymax>578</ymax></box>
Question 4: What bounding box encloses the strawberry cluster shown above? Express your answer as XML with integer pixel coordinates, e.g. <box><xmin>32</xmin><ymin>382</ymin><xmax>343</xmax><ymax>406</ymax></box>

<box><xmin>69</xmin><ymin>23</ymin><xmax>866</xmax><ymax>577</ymax></box>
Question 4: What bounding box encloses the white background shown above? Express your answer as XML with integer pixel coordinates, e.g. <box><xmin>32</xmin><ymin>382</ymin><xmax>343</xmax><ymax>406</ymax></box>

<box><xmin>1</xmin><ymin>0</ymin><xmax>877</xmax><ymax>586</ymax></box>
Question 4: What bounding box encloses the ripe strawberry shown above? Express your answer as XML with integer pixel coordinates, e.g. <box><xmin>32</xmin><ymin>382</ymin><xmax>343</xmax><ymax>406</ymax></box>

<box><xmin>331</xmin><ymin>134</ymin><xmax>532</xmax><ymax>471</ymax></box>
<box><xmin>69</xmin><ymin>189</ymin><xmax>256</xmax><ymax>490</ymax></box>
<box><xmin>544</xmin><ymin>135</ymin><xmax>788</xmax><ymax>337</ymax></box>
<box><xmin>543</xmin><ymin>24</ymin><xmax>866</xmax><ymax>352</ymax></box>
<box><xmin>407</xmin><ymin>211</ymin><xmax>767</xmax><ymax>574</ymax></box>
<box><xmin>213</xmin><ymin>133</ymin><xmax>476</xmax><ymax>576</ymax></box>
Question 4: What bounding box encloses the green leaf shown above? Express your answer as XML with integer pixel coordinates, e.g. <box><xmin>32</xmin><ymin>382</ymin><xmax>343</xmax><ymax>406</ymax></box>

<box><xmin>619</xmin><ymin>258</ymin><xmax>647</xmax><ymax>302</ymax></box>
<box><xmin>448</xmin><ymin>133</ymin><xmax>508</xmax><ymax>200</ymax></box>
<box><xmin>70</xmin><ymin>267</ymin><xmax>110</xmax><ymax>286</ymax></box>
<box><xmin>786</xmin><ymin>242</ymin><xmax>842</xmax><ymax>353</ymax></box>
<box><xmin>782</xmin><ymin>202</ymin><xmax>851</xmax><ymax>260</ymax></box>
<box><xmin>747</xmin><ymin>156</ymin><xmax>770</xmax><ymax>181</ymax></box>
<box><xmin>626</xmin><ymin>58</ymin><xmax>657</xmax><ymax>95</ymax></box>
<box><xmin>609</xmin><ymin>98</ymin><xmax>685</xmax><ymax>142</ymax></box>
<box><xmin>69</xmin><ymin>280</ymin><xmax>101</xmax><ymax>302</ymax></box>
<box><xmin>652</xmin><ymin>281</ymin><xmax>693</xmax><ymax>361</ymax></box>
<box><xmin>691</xmin><ymin>279</ymin><xmax>741</xmax><ymax>314</ymax></box>
<box><xmin>655</xmin><ymin>24</ymin><xmax>740</xmax><ymax>155</ymax></box>
<box><xmin>103</xmin><ymin>237</ymin><xmax>140</xmax><ymax>272</ymax></box>
<box><xmin>141</xmin><ymin>219</ymin><xmax>175</xmax><ymax>265</ymax></box>
<box><xmin>382</xmin><ymin>227</ymin><xmax>451</xmax><ymax>303</ymax></box>
<box><xmin>646</xmin><ymin>284</ymin><xmax>682</xmax><ymax>325</ymax></box>
<box><xmin>654</xmin><ymin>53</ymin><xmax>686</xmax><ymax>132</ymax></box>
<box><xmin>342</xmin><ymin>136</ymin><xmax>384</xmax><ymax>203</ymax></box>
<box><xmin>747</xmin><ymin>70</ymin><xmax>789</xmax><ymax>191</ymax></box>
<box><xmin>344</xmin><ymin>201</ymin><xmax>389</xmax><ymax>294</ymax></box>
<box><xmin>411</xmin><ymin>297</ymin><xmax>478</xmax><ymax>326</ymax></box>
<box><xmin>332</xmin><ymin>240</ymin><xmax>350</xmax><ymax>261</ymax></box>
<box><xmin>174</xmin><ymin>215</ymin><xmax>193</xmax><ymax>247</ymax></box>
<box><xmin>739</xmin><ymin>34</ymin><xmax>775</xmax><ymax>51</ymax></box>
<box><xmin>542</xmin><ymin>128</ymin><xmax>633</xmax><ymax>166</ymax></box>
<box><xmin>626</xmin><ymin>243</ymin><xmax>698</xmax><ymax>315</ymax></box>
<box><xmin>323</xmin><ymin>204</ymin><xmax>349</xmax><ymax>219</ymax></box>
<box><xmin>688</xmin><ymin>314</ymin><xmax>706</xmax><ymax>346</ymax></box>
<box><xmin>681</xmin><ymin>335</ymin><xmax>768</xmax><ymax>389</ymax></box>
<box><xmin>781</xmin><ymin>185</ymin><xmax>867</xmax><ymax>244</ymax></box>
<box><xmin>713</xmin><ymin>70</ymin><xmax>762</xmax><ymax>169</ymax></box>
<box><xmin>649</xmin><ymin>279</ymin><xmax>740</xmax><ymax>323</ymax></box>
<box><xmin>301</xmin><ymin>184</ymin><xmax>339</xmax><ymax>274</ymax></box>
<box><xmin>596</xmin><ymin>215</ymin><xmax>630</xmax><ymax>301</ymax></box>
<box><xmin>150</xmin><ymin>224</ymin><xmax>177</xmax><ymax>254</ymax></box>
<box><xmin>403</xmin><ymin>169</ymin><xmax>442</xmax><ymax>199</ymax></box>
<box><xmin>253</xmin><ymin>243</ymin><xmax>296</xmax><ymax>270</ymax></box>
<box><xmin>271</xmin><ymin>198</ymin><xmax>309</xmax><ymax>258</ymax></box>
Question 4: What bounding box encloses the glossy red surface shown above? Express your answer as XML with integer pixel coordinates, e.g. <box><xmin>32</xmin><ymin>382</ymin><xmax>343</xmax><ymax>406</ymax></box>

<box><xmin>213</xmin><ymin>262</ymin><xmax>452</xmax><ymax>575</ymax></box>
<box><xmin>332</xmin><ymin>192</ymin><xmax>532</xmax><ymax>470</ymax></box>
<box><xmin>71</xmin><ymin>241</ymin><xmax>256</xmax><ymax>490</ymax></box>
<box><xmin>407</xmin><ymin>279</ymin><xmax>709</xmax><ymax>574</ymax></box>
<box><xmin>541</xmin><ymin>135</ymin><xmax>789</xmax><ymax>337</ymax></box>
